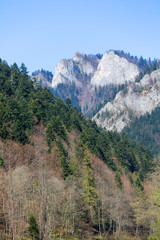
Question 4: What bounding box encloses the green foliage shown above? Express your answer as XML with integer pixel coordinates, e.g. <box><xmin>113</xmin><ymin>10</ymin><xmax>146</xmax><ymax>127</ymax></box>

<box><xmin>28</xmin><ymin>214</ymin><xmax>39</xmax><ymax>240</ymax></box>
<box><xmin>0</xmin><ymin>58</ymin><xmax>154</xmax><ymax>177</ymax></box>
<box><xmin>80</xmin><ymin>121</ymin><xmax>116</xmax><ymax>170</ymax></box>
<box><xmin>128</xmin><ymin>174</ymin><xmax>134</xmax><ymax>185</ymax></box>
<box><xmin>70</xmin><ymin>110</ymin><xmax>83</xmax><ymax>131</ymax></box>
<box><xmin>88</xmin><ymin>84</ymin><xmax>126</xmax><ymax>119</ymax></box>
<box><xmin>49</xmin><ymin>116</ymin><xmax>68</xmax><ymax>141</ymax></box>
<box><xmin>46</xmin><ymin>122</ymin><xmax>56</xmax><ymax>147</ymax></box>
<box><xmin>150</xmin><ymin>217</ymin><xmax>160</xmax><ymax>239</ymax></box>
<box><xmin>56</xmin><ymin>139</ymin><xmax>72</xmax><ymax>179</ymax></box>
<box><xmin>135</xmin><ymin>176</ymin><xmax>144</xmax><ymax>191</ymax></box>
<box><xmin>123</xmin><ymin>106</ymin><xmax>160</xmax><ymax>155</ymax></box>
<box><xmin>50</xmin><ymin>82</ymin><xmax>81</xmax><ymax>111</ymax></box>
<box><xmin>82</xmin><ymin>151</ymin><xmax>99</xmax><ymax>207</ymax></box>
<box><xmin>115</xmin><ymin>133</ymin><xmax>139</xmax><ymax>172</ymax></box>
<box><xmin>115</xmin><ymin>170</ymin><xmax>123</xmax><ymax>189</ymax></box>
<box><xmin>65</xmin><ymin>97</ymin><xmax>71</xmax><ymax>107</ymax></box>
<box><xmin>124</xmin><ymin>166</ymin><xmax>129</xmax><ymax>174</ymax></box>
<box><xmin>0</xmin><ymin>156</ymin><xmax>5</xmax><ymax>168</ymax></box>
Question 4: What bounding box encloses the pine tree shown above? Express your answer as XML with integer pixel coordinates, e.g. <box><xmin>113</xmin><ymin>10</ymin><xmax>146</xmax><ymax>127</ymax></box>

<box><xmin>28</xmin><ymin>214</ymin><xmax>39</xmax><ymax>240</ymax></box>
<box><xmin>82</xmin><ymin>150</ymin><xmax>98</xmax><ymax>207</ymax></box>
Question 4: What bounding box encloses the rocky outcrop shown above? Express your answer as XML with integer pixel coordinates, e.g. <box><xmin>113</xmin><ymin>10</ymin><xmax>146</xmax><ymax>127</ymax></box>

<box><xmin>49</xmin><ymin>51</ymin><xmax>139</xmax><ymax>116</ymax></box>
<box><xmin>51</xmin><ymin>51</ymin><xmax>139</xmax><ymax>88</ymax></box>
<box><xmin>91</xmin><ymin>51</ymin><xmax>139</xmax><ymax>86</ymax></box>
<box><xmin>51</xmin><ymin>52</ymin><xmax>99</xmax><ymax>88</ymax></box>
<box><xmin>93</xmin><ymin>69</ymin><xmax>160</xmax><ymax>132</ymax></box>
<box><xmin>33</xmin><ymin>51</ymin><xmax>140</xmax><ymax>116</ymax></box>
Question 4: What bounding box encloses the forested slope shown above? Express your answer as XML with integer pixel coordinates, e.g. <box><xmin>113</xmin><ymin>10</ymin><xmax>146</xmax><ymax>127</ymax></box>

<box><xmin>123</xmin><ymin>106</ymin><xmax>160</xmax><ymax>155</ymax></box>
<box><xmin>0</xmin><ymin>58</ymin><xmax>157</xmax><ymax>239</ymax></box>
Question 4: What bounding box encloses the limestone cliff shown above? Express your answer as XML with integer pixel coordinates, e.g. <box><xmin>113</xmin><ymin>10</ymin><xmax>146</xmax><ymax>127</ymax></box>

<box><xmin>52</xmin><ymin>51</ymin><xmax>139</xmax><ymax>88</ymax></box>
<box><xmin>49</xmin><ymin>51</ymin><xmax>139</xmax><ymax>116</ymax></box>
<box><xmin>91</xmin><ymin>51</ymin><xmax>139</xmax><ymax>86</ymax></box>
<box><xmin>93</xmin><ymin>69</ymin><xmax>160</xmax><ymax>132</ymax></box>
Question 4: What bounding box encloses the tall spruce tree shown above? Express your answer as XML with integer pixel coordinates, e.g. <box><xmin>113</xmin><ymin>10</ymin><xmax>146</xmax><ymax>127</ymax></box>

<box><xmin>28</xmin><ymin>214</ymin><xmax>39</xmax><ymax>240</ymax></box>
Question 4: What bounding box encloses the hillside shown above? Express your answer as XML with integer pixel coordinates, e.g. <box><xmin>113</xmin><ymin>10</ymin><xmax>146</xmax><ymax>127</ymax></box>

<box><xmin>0</xmin><ymin>58</ymin><xmax>156</xmax><ymax>239</ymax></box>
<box><xmin>123</xmin><ymin>106</ymin><xmax>160</xmax><ymax>155</ymax></box>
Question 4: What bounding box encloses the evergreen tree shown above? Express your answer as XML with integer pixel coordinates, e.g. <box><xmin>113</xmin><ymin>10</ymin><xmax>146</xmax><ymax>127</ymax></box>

<box><xmin>28</xmin><ymin>214</ymin><xmax>39</xmax><ymax>240</ymax></box>
<box><xmin>56</xmin><ymin>139</ymin><xmax>72</xmax><ymax>179</ymax></box>
<box><xmin>0</xmin><ymin>156</ymin><xmax>5</xmax><ymax>168</ymax></box>
<box><xmin>82</xmin><ymin>150</ymin><xmax>98</xmax><ymax>207</ymax></box>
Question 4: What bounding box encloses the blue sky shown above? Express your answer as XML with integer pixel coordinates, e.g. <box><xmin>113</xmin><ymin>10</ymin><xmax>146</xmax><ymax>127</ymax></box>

<box><xmin>1</xmin><ymin>0</ymin><xmax>160</xmax><ymax>74</ymax></box>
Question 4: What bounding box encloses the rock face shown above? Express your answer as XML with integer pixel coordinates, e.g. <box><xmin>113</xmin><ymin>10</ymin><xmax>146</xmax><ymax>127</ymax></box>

<box><xmin>49</xmin><ymin>51</ymin><xmax>139</xmax><ymax>116</ymax></box>
<box><xmin>91</xmin><ymin>51</ymin><xmax>139</xmax><ymax>86</ymax></box>
<box><xmin>93</xmin><ymin>69</ymin><xmax>160</xmax><ymax>132</ymax></box>
<box><xmin>51</xmin><ymin>51</ymin><xmax>139</xmax><ymax>88</ymax></box>
<box><xmin>52</xmin><ymin>52</ymin><xmax>99</xmax><ymax>88</ymax></box>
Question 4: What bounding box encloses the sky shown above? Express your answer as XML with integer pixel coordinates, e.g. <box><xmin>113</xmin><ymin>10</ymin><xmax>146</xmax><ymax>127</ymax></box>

<box><xmin>1</xmin><ymin>0</ymin><xmax>160</xmax><ymax>74</ymax></box>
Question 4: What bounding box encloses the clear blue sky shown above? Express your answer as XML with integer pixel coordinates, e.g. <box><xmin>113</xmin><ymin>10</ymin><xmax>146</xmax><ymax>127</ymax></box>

<box><xmin>1</xmin><ymin>0</ymin><xmax>160</xmax><ymax>74</ymax></box>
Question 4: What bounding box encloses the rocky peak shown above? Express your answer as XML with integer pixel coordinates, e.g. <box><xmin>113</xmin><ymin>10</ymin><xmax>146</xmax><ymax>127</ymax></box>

<box><xmin>51</xmin><ymin>52</ymin><xmax>99</xmax><ymax>88</ymax></box>
<box><xmin>73</xmin><ymin>51</ymin><xmax>86</xmax><ymax>63</ymax></box>
<box><xmin>91</xmin><ymin>51</ymin><xmax>140</xmax><ymax>86</ymax></box>
<box><xmin>51</xmin><ymin>51</ymin><xmax>139</xmax><ymax>89</ymax></box>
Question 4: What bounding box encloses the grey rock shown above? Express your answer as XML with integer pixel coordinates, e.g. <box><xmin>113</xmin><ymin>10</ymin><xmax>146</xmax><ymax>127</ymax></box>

<box><xmin>93</xmin><ymin>69</ymin><xmax>160</xmax><ymax>132</ymax></box>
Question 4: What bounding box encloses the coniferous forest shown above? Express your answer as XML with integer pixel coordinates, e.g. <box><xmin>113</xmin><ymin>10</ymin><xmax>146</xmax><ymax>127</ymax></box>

<box><xmin>123</xmin><ymin>107</ymin><xmax>160</xmax><ymax>155</ymax></box>
<box><xmin>0</xmin><ymin>58</ymin><xmax>160</xmax><ymax>239</ymax></box>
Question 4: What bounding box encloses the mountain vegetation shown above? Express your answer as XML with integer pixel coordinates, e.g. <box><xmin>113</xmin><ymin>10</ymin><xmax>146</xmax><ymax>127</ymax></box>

<box><xmin>49</xmin><ymin>82</ymin><xmax>82</xmax><ymax>112</ymax></box>
<box><xmin>32</xmin><ymin>69</ymin><xmax>53</xmax><ymax>83</ymax></box>
<box><xmin>0</xmin><ymin>57</ymin><xmax>158</xmax><ymax>240</ymax></box>
<box><xmin>123</xmin><ymin>106</ymin><xmax>160</xmax><ymax>155</ymax></box>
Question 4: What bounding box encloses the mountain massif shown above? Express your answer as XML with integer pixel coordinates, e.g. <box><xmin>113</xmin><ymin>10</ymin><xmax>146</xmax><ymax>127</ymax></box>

<box><xmin>33</xmin><ymin>50</ymin><xmax>160</xmax><ymax>155</ymax></box>
<box><xmin>33</xmin><ymin>51</ymin><xmax>140</xmax><ymax>117</ymax></box>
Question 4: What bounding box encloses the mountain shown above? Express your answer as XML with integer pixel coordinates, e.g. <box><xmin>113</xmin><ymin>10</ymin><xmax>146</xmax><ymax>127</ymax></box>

<box><xmin>33</xmin><ymin>51</ymin><xmax>140</xmax><ymax>117</ymax></box>
<box><xmin>90</xmin><ymin>51</ymin><xmax>139</xmax><ymax>86</ymax></box>
<box><xmin>93</xmin><ymin>69</ymin><xmax>160</xmax><ymax>132</ymax></box>
<box><xmin>52</xmin><ymin>51</ymin><xmax>139</xmax><ymax>88</ymax></box>
<box><xmin>32</xmin><ymin>51</ymin><xmax>160</xmax><ymax>155</ymax></box>
<box><xmin>52</xmin><ymin>51</ymin><xmax>99</xmax><ymax>88</ymax></box>
<box><xmin>0</xmin><ymin>57</ymin><xmax>155</xmax><ymax>239</ymax></box>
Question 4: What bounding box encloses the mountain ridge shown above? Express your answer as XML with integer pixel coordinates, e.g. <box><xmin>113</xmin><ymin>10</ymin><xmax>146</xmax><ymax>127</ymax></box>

<box><xmin>31</xmin><ymin>50</ymin><xmax>160</xmax><ymax>155</ymax></box>
<box><xmin>32</xmin><ymin>50</ymin><xmax>141</xmax><ymax>117</ymax></box>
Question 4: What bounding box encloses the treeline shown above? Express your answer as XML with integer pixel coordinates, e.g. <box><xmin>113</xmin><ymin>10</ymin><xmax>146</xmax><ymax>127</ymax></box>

<box><xmin>123</xmin><ymin>106</ymin><xmax>160</xmax><ymax>155</ymax></box>
<box><xmin>32</xmin><ymin>69</ymin><xmax>53</xmax><ymax>83</ymax></box>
